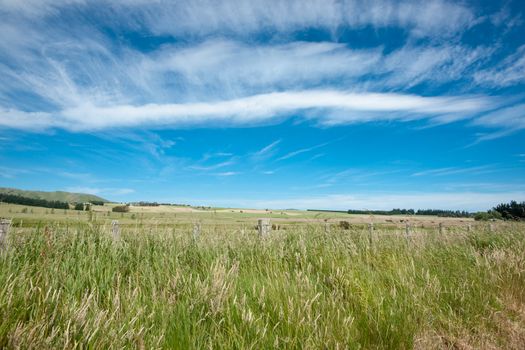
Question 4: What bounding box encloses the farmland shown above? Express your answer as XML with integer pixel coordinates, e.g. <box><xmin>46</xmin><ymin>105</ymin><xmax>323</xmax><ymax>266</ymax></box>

<box><xmin>1</xmin><ymin>202</ymin><xmax>524</xmax><ymax>349</ymax></box>
<box><xmin>0</xmin><ymin>202</ymin><xmax>474</xmax><ymax>227</ymax></box>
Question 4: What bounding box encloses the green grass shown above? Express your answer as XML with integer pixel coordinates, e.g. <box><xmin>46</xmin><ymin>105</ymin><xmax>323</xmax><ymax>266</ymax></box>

<box><xmin>1</xmin><ymin>222</ymin><xmax>524</xmax><ymax>349</ymax></box>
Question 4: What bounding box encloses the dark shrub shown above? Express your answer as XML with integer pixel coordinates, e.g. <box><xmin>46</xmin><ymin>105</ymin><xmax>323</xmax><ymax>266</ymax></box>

<box><xmin>74</xmin><ymin>203</ymin><xmax>85</xmax><ymax>211</ymax></box>
<box><xmin>339</xmin><ymin>221</ymin><xmax>350</xmax><ymax>230</ymax></box>
<box><xmin>112</xmin><ymin>205</ymin><xmax>130</xmax><ymax>213</ymax></box>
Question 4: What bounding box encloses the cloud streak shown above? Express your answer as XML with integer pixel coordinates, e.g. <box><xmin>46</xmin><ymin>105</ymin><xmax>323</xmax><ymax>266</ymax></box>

<box><xmin>277</xmin><ymin>142</ymin><xmax>330</xmax><ymax>161</ymax></box>
<box><xmin>411</xmin><ymin>165</ymin><xmax>497</xmax><ymax>177</ymax></box>
<box><xmin>1</xmin><ymin>0</ymin><xmax>475</xmax><ymax>38</ymax></box>
<box><xmin>474</xmin><ymin>45</ymin><xmax>525</xmax><ymax>87</ymax></box>
<box><xmin>65</xmin><ymin>187</ymin><xmax>135</xmax><ymax>196</ymax></box>
<box><xmin>0</xmin><ymin>90</ymin><xmax>494</xmax><ymax>131</ymax></box>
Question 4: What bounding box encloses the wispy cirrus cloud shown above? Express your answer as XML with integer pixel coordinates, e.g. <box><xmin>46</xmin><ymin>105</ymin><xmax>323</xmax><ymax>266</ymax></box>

<box><xmin>470</xmin><ymin>104</ymin><xmax>525</xmax><ymax>141</ymax></box>
<box><xmin>472</xmin><ymin>104</ymin><xmax>525</xmax><ymax>129</ymax></box>
<box><xmin>0</xmin><ymin>166</ymin><xmax>31</xmax><ymax>179</ymax></box>
<box><xmin>277</xmin><ymin>142</ymin><xmax>330</xmax><ymax>161</ymax></box>
<box><xmin>1</xmin><ymin>0</ymin><xmax>474</xmax><ymax>38</ymax></box>
<box><xmin>252</xmin><ymin>140</ymin><xmax>281</xmax><ymax>159</ymax></box>
<box><xmin>188</xmin><ymin>159</ymin><xmax>236</xmax><ymax>171</ymax></box>
<box><xmin>411</xmin><ymin>165</ymin><xmax>497</xmax><ymax>177</ymax></box>
<box><xmin>65</xmin><ymin>187</ymin><xmax>135</xmax><ymax>196</ymax></box>
<box><xmin>215</xmin><ymin>171</ymin><xmax>239</xmax><ymax>177</ymax></box>
<box><xmin>0</xmin><ymin>90</ymin><xmax>495</xmax><ymax>131</ymax></box>
<box><xmin>474</xmin><ymin>45</ymin><xmax>525</xmax><ymax>87</ymax></box>
<box><xmin>132</xmin><ymin>0</ymin><xmax>476</xmax><ymax>39</ymax></box>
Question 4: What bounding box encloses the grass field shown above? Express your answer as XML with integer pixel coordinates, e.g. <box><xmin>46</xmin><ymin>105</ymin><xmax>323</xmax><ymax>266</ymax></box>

<box><xmin>1</xmin><ymin>205</ymin><xmax>524</xmax><ymax>349</ymax></box>
<box><xmin>0</xmin><ymin>202</ymin><xmax>474</xmax><ymax>227</ymax></box>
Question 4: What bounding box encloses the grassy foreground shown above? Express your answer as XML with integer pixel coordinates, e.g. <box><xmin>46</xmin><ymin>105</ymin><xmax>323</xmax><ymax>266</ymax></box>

<box><xmin>1</xmin><ymin>223</ymin><xmax>524</xmax><ymax>349</ymax></box>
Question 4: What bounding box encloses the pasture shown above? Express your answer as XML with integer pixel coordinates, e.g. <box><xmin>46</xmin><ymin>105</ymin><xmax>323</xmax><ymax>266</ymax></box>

<box><xmin>0</xmin><ymin>203</ymin><xmax>524</xmax><ymax>349</ymax></box>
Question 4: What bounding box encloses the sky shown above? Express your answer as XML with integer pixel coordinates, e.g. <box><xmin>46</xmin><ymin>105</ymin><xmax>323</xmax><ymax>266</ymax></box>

<box><xmin>0</xmin><ymin>0</ymin><xmax>524</xmax><ymax>211</ymax></box>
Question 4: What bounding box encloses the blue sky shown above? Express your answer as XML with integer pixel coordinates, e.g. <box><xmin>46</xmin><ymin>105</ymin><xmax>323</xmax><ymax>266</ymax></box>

<box><xmin>0</xmin><ymin>0</ymin><xmax>524</xmax><ymax>211</ymax></box>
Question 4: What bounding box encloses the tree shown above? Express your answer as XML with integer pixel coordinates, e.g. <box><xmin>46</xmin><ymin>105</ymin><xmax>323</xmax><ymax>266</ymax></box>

<box><xmin>74</xmin><ymin>203</ymin><xmax>85</xmax><ymax>211</ymax></box>
<box><xmin>493</xmin><ymin>201</ymin><xmax>525</xmax><ymax>220</ymax></box>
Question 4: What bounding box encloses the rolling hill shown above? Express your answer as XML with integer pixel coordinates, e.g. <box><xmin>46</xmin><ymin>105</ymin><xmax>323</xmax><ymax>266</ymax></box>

<box><xmin>0</xmin><ymin>187</ymin><xmax>108</xmax><ymax>203</ymax></box>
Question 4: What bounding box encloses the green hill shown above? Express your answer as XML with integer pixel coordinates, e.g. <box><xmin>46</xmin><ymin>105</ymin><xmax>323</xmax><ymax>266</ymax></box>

<box><xmin>0</xmin><ymin>187</ymin><xmax>108</xmax><ymax>203</ymax></box>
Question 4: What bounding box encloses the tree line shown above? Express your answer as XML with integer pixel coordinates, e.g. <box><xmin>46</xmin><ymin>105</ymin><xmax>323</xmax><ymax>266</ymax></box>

<box><xmin>345</xmin><ymin>201</ymin><xmax>525</xmax><ymax>220</ymax></box>
<box><xmin>346</xmin><ymin>208</ymin><xmax>472</xmax><ymax>218</ymax></box>
<box><xmin>0</xmin><ymin>193</ymin><xmax>105</xmax><ymax>210</ymax></box>
<box><xmin>0</xmin><ymin>193</ymin><xmax>69</xmax><ymax>209</ymax></box>
<box><xmin>493</xmin><ymin>201</ymin><xmax>525</xmax><ymax>220</ymax></box>
<box><xmin>130</xmin><ymin>201</ymin><xmax>159</xmax><ymax>206</ymax></box>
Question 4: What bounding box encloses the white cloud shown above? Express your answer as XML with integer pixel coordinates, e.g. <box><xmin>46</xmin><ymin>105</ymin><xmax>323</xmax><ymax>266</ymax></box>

<box><xmin>411</xmin><ymin>165</ymin><xmax>496</xmax><ymax>177</ymax></box>
<box><xmin>189</xmin><ymin>159</ymin><xmax>236</xmax><ymax>171</ymax></box>
<box><xmin>471</xmin><ymin>104</ymin><xmax>525</xmax><ymax>140</ymax></box>
<box><xmin>0</xmin><ymin>36</ymin><xmax>489</xmax><ymax>108</ymax></box>
<box><xmin>277</xmin><ymin>142</ymin><xmax>329</xmax><ymax>161</ymax></box>
<box><xmin>142</xmin><ymin>40</ymin><xmax>382</xmax><ymax>95</ymax></box>
<box><xmin>474</xmin><ymin>45</ymin><xmax>525</xmax><ymax>87</ymax></box>
<box><xmin>381</xmin><ymin>45</ymin><xmax>494</xmax><ymax>89</ymax></box>
<box><xmin>118</xmin><ymin>0</ymin><xmax>475</xmax><ymax>39</ymax></box>
<box><xmin>0</xmin><ymin>0</ymin><xmax>85</xmax><ymax>18</ymax></box>
<box><xmin>0</xmin><ymin>166</ymin><xmax>30</xmax><ymax>179</ymax></box>
<box><xmin>252</xmin><ymin>140</ymin><xmax>281</xmax><ymax>160</ymax></box>
<box><xmin>65</xmin><ymin>187</ymin><xmax>135</xmax><ymax>196</ymax></box>
<box><xmin>0</xmin><ymin>90</ymin><xmax>493</xmax><ymax>131</ymax></box>
<box><xmin>215</xmin><ymin>171</ymin><xmax>239</xmax><ymax>176</ymax></box>
<box><xmin>0</xmin><ymin>0</ymin><xmax>477</xmax><ymax>39</ymax></box>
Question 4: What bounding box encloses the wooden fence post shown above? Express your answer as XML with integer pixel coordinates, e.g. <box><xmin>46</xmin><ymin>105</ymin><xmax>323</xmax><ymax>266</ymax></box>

<box><xmin>324</xmin><ymin>222</ymin><xmax>331</xmax><ymax>234</ymax></box>
<box><xmin>258</xmin><ymin>218</ymin><xmax>271</xmax><ymax>237</ymax></box>
<box><xmin>439</xmin><ymin>223</ymin><xmax>444</xmax><ymax>234</ymax></box>
<box><xmin>467</xmin><ymin>224</ymin><xmax>472</xmax><ymax>232</ymax></box>
<box><xmin>405</xmin><ymin>222</ymin><xmax>411</xmax><ymax>241</ymax></box>
<box><xmin>368</xmin><ymin>223</ymin><xmax>374</xmax><ymax>246</ymax></box>
<box><xmin>111</xmin><ymin>220</ymin><xmax>120</xmax><ymax>241</ymax></box>
<box><xmin>193</xmin><ymin>222</ymin><xmax>201</xmax><ymax>240</ymax></box>
<box><xmin>0</xmin><ymin>219</ymin><xmax>12</xmax><ymax>251</ymax></box>
<box><xmin>489</xmin><ymin>223</ymin><xmax>494</xmax><ymax>233</ymax></box>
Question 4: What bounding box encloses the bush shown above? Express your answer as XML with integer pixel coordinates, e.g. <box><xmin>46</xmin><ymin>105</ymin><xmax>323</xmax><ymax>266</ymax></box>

<box><xmin>339</xmin><ymin>221</ymin><xmax>350</xmax><ymax>229</ymax></box>
<box><xmin>474</xmin><ymin>210</ymin><xmax>502</xmax><ymax>221</ymax></box>
<box><xmin>112</xmin><ymin>205</ymin><xmax>130</xmax><ymax>213</ymax></box>
<box><xmin>74</xmin><ymin>203</ymin><xmax>85</xmax><ymax>211</ymax></box>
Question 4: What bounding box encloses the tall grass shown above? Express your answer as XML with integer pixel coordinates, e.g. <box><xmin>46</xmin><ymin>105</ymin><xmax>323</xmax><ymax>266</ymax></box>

<box><xmin>1</xmin><ymin>223</ymin><xmax>524</xmax><ymax>349</ymax></box>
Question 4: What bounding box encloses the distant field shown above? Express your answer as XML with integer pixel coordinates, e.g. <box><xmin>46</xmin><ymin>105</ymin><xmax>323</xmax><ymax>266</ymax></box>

<box><xmin>0</xmin><ymin>215</ymin><xmax>524</xmax><ymax>349</ymax></box>
<box><xmin>0</xmin><ymin>202</ymin><xmax>474</xmax><ymax>228</ymax></box>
